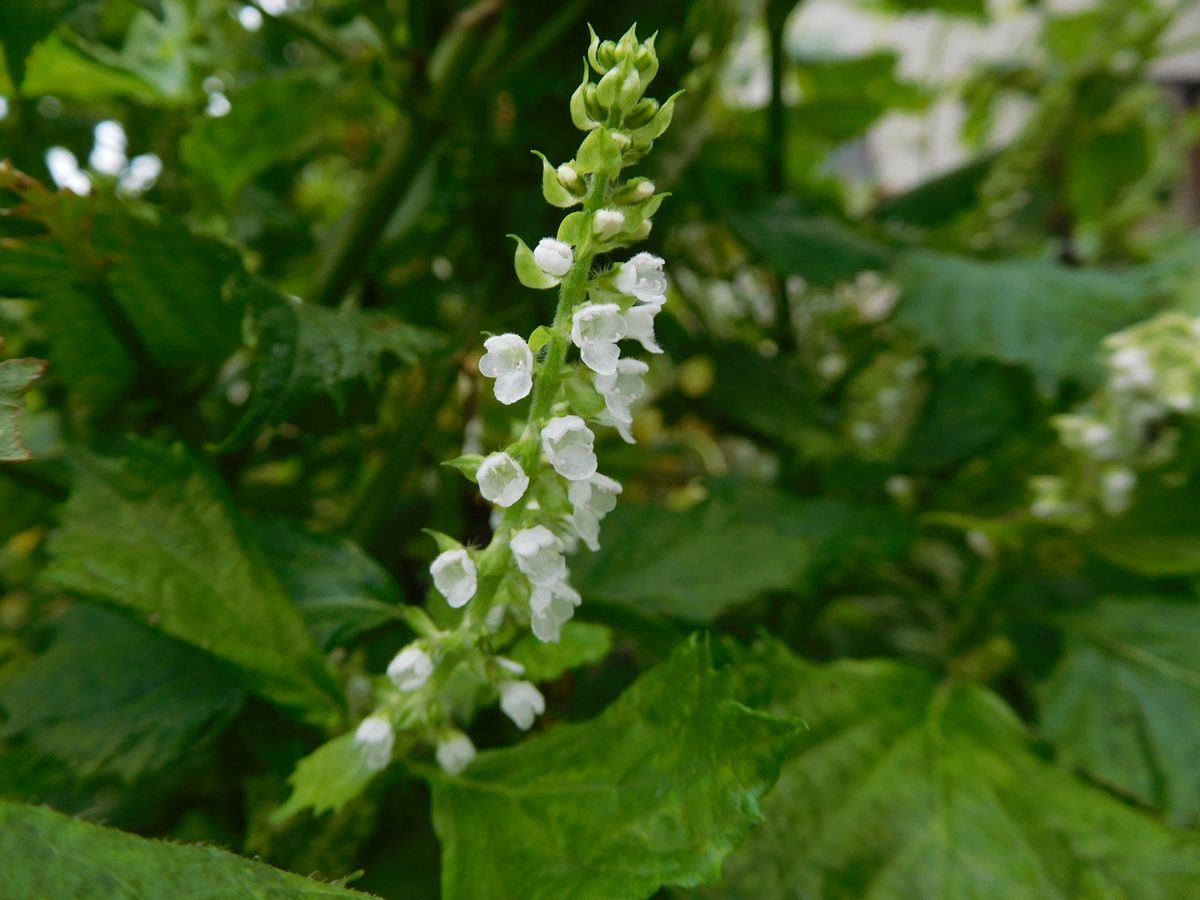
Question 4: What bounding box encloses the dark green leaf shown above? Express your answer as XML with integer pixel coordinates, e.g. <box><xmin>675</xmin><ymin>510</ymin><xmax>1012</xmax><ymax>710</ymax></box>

<box><xmin>43</xmin><ymin>439</ymin><xmax>344</xmax><ymax>729</ymax></box>
<box><xmin>1088</xmin><ymin>478</ymin><xmax>1200</xmax><ymax>576</ymax></box>
<box><xmin>0</xmin><ymin>800</ymin><xmax>370</xmax><ymax>897</ymax></box>
<box><xmin>873</xmin><ymin>154</ymin><xmax>994</xmax><ymax>228</ymax></box>
<box><xmin>432</xmin><ymin>638</ymin><xmax>803</xmax><ymax>900</ymax></box>
<box><xmin>0</xmin><ymin>0</ymin><xmax>83</xmax><ymax>88</ymax></box>
<box><xmin>0</xmin><ymin>606</ymin><xmax>243</xmax><ymax>782</ymax></box>
<box><xmin>708</xmin><ymin>643</ymin><xmax>1200</xmax><ymax>899</ymax></box>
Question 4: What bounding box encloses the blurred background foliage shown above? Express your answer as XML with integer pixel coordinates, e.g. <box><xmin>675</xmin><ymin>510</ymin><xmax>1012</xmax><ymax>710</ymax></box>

<box><xmin>4</xmin><ymin>0</ymin><xmax>1200</xmax><ymax>896</ymax></box>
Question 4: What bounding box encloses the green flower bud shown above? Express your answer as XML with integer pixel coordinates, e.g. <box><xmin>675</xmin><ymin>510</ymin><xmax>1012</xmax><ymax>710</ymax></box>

<box><xmin>625</xmin><ymin>97</ymin><xmax>659</xmax><ymax>129</ymax></box>
<box><xmin>570</xmin><ymin>64</ymin><xmax>600</xmax><ymax>132</ymax></box>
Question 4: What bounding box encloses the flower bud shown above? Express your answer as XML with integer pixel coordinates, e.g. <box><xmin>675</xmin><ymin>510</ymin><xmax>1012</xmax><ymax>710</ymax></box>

<box><xmin>430</xmin><ymin>548</ymin><xmax>478</xmax><ymax>608</ymax></box>
<box><xmin>541</xmin><ymin>415</ymin><xmax>599</xmax><ymax>481</ymax></box>
<box><xmin>499</xmin><ymin>680</ymin><xmax>546</xmax><ymax>730</ymax></box>
<box><xmin>626</xmin><ymin>98</ymin><xmax>660</xmax><ymax>128</ymax></box>
<box><xmin>556</xmin><ymin>162</ymin><xmax>583</xmax><ymax>192</ymax></box>
<box><xmin>354</xmin><ymin>716</ymin><xmax>394</xmax><ymax>772</ymax></box>
<box><xmin>387</xmin><ymin>644</ymin><xmax>434</xmax><ymax>692</ymax></box>
<box><xmin>533</xmin><ymin>237</ymin><xmax>573</xmax><ymax>278</ymax></box>
<box><xmin>593</xmin><ymin>208</ymin><xmax>625</xmax><ymax>238</ymax></box>
<box><xmin>477</xmin><ymin>451</ymin><xmax>530</xmax><ymax>508</ymax></box>
<box><xmin>436</xmin><ymin>732</ymin><xmax>476</xmax><ymax>775</ymax></box>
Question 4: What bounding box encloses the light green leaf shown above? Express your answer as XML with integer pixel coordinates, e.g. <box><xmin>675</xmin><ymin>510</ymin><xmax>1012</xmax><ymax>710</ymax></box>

<box><xmin>571</xmin><ymin>484</ymin><xmax>908</xmax><ymax>621</ymax></box>
<box><xmin>510</xmin><ymin>235</ymin><xmax>560</xmax><ymax>290</ymax></box>
<box><xmin>0</xmin><ymin>800</ymin><xmax>371</xmax><ymax>897</ymax></box>
<box><xmin>575</xmin><ymin>127</ymin><xmax>622</xmax><ymax>178</ymax></box>
<box><xmin>533</xmin><ymin>151</ymin><xmax>581</xmax><ymax>209</ymax></box>
<box><xmin>895</xmin><ymin>251</ymin><xmax>1158</xmax><ymax>392</ymax></box>
<box><xmin>273</xmin><ymin>732</ymin><xmax>377</xmax><ymax>823</ymax></box>
<box><xmin>1041</xmin><ymin>597</ymin><xmax>1200</xmax><ymax>827</ymax></box>
<box><xmin>43</xmin><ymin>439</ymin><xmax>344</xmax><ymax>729</ymax></box>
<box><xmin>252</xmin><ymin>518</ymin><xmax>405</xmax><ymax>650</ymax></box>
<box><xmin>182</xmin><ymin>76</ymin><xmax>335</xmax><ymax>200</ymax></box>
<box><xmin>706</xmin><ymin>644</ymin><xmax>1200</xmax><ymax>899</ymax></box>
<box><xmin>508</xmin><ymin>621</ymin><xmax>613</xmax><ymax>683</ymax></box>
<box><xmin>118</xmin><ymin>0</ymin><xmax>192</xmax><ymax>101</ymax></box>
<box><xmin>0</xmin><ymin>355</ymin><xmax>45</xmax><ymax>463</ymax></box>
<box><xmin>432</xmin><ymin>638</ymin><xmax>803</xmax><ymax>900</ymax></box>
<box><xmin>0</xmin><ymin>606</ymin><xmax>243</xmax><ymax>782</ymax></box>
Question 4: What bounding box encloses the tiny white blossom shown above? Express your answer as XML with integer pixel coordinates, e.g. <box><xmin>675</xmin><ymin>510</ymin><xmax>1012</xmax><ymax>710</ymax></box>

<box><xmin>499</xmin><ymin>680</ymin><xmax>546</xmax><ymax>730</ymax></box>
<box><xmin>354</xmin><ymin>716</ymin><xmax>394</xmax><ymax>771</ymax></box>
<box><xmin>598</xmin><ymin>409</ymin><xmax>636</xmax><ymax>443</ymax></box>
<box><xmin>571</xmin><ymin>302</ymin><xmax>627</xmax><ymax>375</ymax></box>
<box><xmin>511</xmin><ymin>525</ymin><xmax>568</xmax><ymax>585</ymax></box>
<box><xmin>556</xmin><ymin>162</ymin><xmax>582</xmax><ymax>190</ymax></box>
<box><xmin>622</xmin><ymin>304</ymin><xmax>663</xmax><ymax>354</ymax></box>
<box><xmin>541</xmin><ymin>415</ymin><xmax>598</xmax><ymax>481</ymax></box>
<box><xmin>530</xmin><ymin>580</ymin><xmax>582</xmax><ymax>642</ymax></box>
<box><xmin>1080</xmin><ymin>422</ymin><xmax>1114</xmax><ymax>452</ymax></box>
<box><xmin>594</xmin><ymin>359</ymin><xmax>648</xmax><ymax>426</ymax></box>
<box><xmin>477</xmin><ymin>452</ymin><xmax>529</xmax><ymax>507</ymax></box>
<box><xmin>430</xmin><ymin>548</ymin><xmax>477</xmax><ymax>608</ymax></box>
<box><xmin>593</xmin><ymin>208</ymin><xmax>625</xmax><ymax>238</ymax></box>
<box><xmin>533</xmin><ymin>237</ymin><xmax>573</xmax><ymax>278</ymax></box>
<box><xmin>615</xmin><ymin>252</ymin><xmax>667</xmax><ymax>304</ymax></box>
<box><xmin>568</xmin><ymin>473</ymin><xmax>622</xmax><ymax>552</ymax></box>
<box><xmin>635</xmin><ymin>180</ymin><xmax>656</xmax><ymax>199</ymax></box>
<box><xmin>387</xmin><ymin>644</ymin><xmax>433</xmax><ymax>692</ymax></box>
<box><xmin>1110</xmin><ymin>346</ymin><xmax>1155</xmax><ymax>391</ymax></box>
<box><xmin>1101</xmin><ymin>467</ymin><xmax>1137</xmax><ymax>516</ymax></box>
<box><xmin>436</xmin><ymin>733</ymin><xmax>476</xmax><ymax>775</ymax></box>
<box><xmin>479</xmin><ymin>333</ymin><xmax>533</xmax><ymax>405</ymax></box>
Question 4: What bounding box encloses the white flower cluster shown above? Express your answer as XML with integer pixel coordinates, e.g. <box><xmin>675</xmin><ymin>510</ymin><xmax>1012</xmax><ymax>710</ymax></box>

<box><xmin>353</xmin><ymin>24</ymin><xmax>674</xmax><ymax>781</ymax></box>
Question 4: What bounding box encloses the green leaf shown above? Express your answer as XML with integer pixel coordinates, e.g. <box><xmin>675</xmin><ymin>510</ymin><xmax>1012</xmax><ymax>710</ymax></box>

<box><xmin>707</xmin><ymin>643</ymin><xmax>1200</xmax><ymax>899</ymax></box>
<box><xmin>508</xmin><ymin>621</ymin><xmax>614</xmax><ymax>683</ymax></box>
<box><xmin>0</xmin><ymin>800</ymin><xmax>370</xmax><ymax>896</ymax></box>
<box><xmin>791</xmin><ymin>52</ymin><xmax>928</xmax><ymax>143</ymax></box>
<box><xmin>571</xmin><ymin>484</ymin><xmax>908</xmax><ymax>621</ymax></box>
<box><xmin>217</xmin><ymin>284</ymin><xmax>430</xmax><ymax>452</ymax></box>
<box><xmin>0</xmin><ymin>0</ymin><xmax>83</xmax><ymax>88</ymax></box>
<box><xmin>273</xmin><ymin>732</ymin><xmax>377</xmax><ymax>823</ymax></box>
<box><xmin>729</xmin><ymin>200</ymin><xmax>891</xmax><ymax>287</ymax></box>
<box><xmin>182</xmin><ymin>76</ymin><xmax>335</xmax><ymax>201</ymax></box>
<box><xmin>252</xmin><ymin>518</ymin><xmax>405</xmax><ymax>650</ymax></box>
<box><xmin>1041</xmin><ymin>597</ymin><xmax>1200</xmax><ymax>827</ymax></box>
<box><xmin>894</xmin><ymin>251</ymin><xmax>1158</xmax><ymax>392</ymax></box>
<box><xmin>510</xmin><ymin>235</ymin><xmax>560</xmax><ymax>290</ymax></box>
<box><xmin>575</xmin><ymin>127</ymin><xmax>622</xmax><ymax>179</ymax></box>
<box><xmin>0</xmin><ymin>355</ymin><xmax>45</xmax><ymax>463</ymax></box>
<box><xmin>431</xmin><ymin>638</ymin><xmax>803</xmax><ymax>900</ymax></box>
<box><xmin>43</xmin><ymin>439</ymin><xmax>344</xmax><ymax>729</ymax></box>
<box><xmin>0</xmin><ymin>606</ymin><xmax>243</xmax><ymax>782</ymax></box>
<box><xmin>1087</xmin><ymin>478</ymin><xmax>1200</xmax><ymax>576</ymax></box>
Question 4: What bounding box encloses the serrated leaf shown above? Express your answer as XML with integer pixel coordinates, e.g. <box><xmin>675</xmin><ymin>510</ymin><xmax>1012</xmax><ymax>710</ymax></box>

<box><xmin>0</xmin><ymin>606</ymin><xmax>243</xmax><ymax>782</ymax></box>
<box><xmin>707</xmin><ymin>643</ymin><xmax>1200</xmax><ymax>899</ymax></box>
<box><xmin>511</xmin><ymin>235</ymin><xmax>560</xmax><ymax>290</ymax></box>
<box><xmin>43</xmin><ymin>439</ymin><xmax>344</xmax><ymax>729</ymax></box>
<box><xmin>508</xmin><ymin>621</ymin><xmax>613</xmax><ymax>683</ymax></box>
<box><xmin>431</xmin><ymin>638</ymin><xmax>803</xmax><ymax>900</ymax></box>
<box><xmin>182</xmin><ymin>76</ymin><xmax>335</xmax><ymax>200</ymax></box>
<box><xmin>252</xmin><ymin>518</ymin><xmax>405</xmax><ymax>651</ymax></box>
<box><xmin>273</xmin><ymin>732</ymin><xmax>377</xmax><ymax>823</ymax></box>
<box><xmin>0</xmin><ymin>800</ymin><xmax>371</xmax><ymax>897</ymax></box>
<box><xmin>895</xmin><ymin>251</ymin><xmax>1158</xmax><ymax>392</ymax></box>
<box><xmin>0</xmin><ymin>355</ymin><xmax>46</xmax><ymax>463</ymax></box>
<box><xmin>1041</xmin><ymin>597</ymin><xmax>1200</xmax><ymax>827</ymax></box>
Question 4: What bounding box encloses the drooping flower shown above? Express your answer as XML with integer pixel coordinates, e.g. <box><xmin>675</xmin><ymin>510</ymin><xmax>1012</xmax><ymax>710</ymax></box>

<box><xmin>571</xmin><ymin>302</ymin><xmax>627</xmax><ymax>375</ymax></box>
<box><xmin>533</xmin><ymin>237</ymin><xmax>574</xmax><ymax>278</ymax></box>
<box><xmin>387</xmin><ymin>644</ymin><xmax>433</xmax><ymax>692</ymax></box>
<box><xmin>622</xmin><ymin>304</ymin><xmax>662</xmax><ymax>354</ymax></box>
<box><xmin>354</xmin><ymin>716</ymin><xmax>395</xmax><ymax>771</ymax></box>
<box><xmin>511</xmin><ymin>525</ymin><xmax>568</xmax><ymax>586</ymax></box>
<box><xmin>593</xmin><ymin>208</ymin><xmax>625</xmax><ymax>238</ymax></box>
<box><xmin>541</xmin><ymin>415</ymin><xmax>598</xmax><ymax>481</ymax></box>
<box><xmin>568</xmin><ymin>473</ymin><xmax>622</xmax><ymax>552</ymax></box>
<box><xmin>594</xmin><ymin>358</ymin><xmax>648</xmax><ymax>426</ymax></box>
<box><xmin>477</xmin><ymin>451</ymin><xmax>529</xmax><ymax>507</ymax></box>
<box><xmin>430</xmin><ymin>548</ymin><xmax>477</xmax><ymax>609</ymax></box>
<box><xmin>479</xmin><ymin>333</ymin><xmax>534</xmax><ymax>405</ymax></box>
<box><xmin>615</xmin><ymin>252</ymin><xmax>666</xmax><ymax>304</ymax></box>
<box><xmin>530</xmin><ymin>579</ymin><xmax>582</xmax><ymax>642</ymax></box>
<box><xmin>436</xmin><ymin>732</ymin><xmax>477</xmax><ymax>775</ymax></box>
<box><xmin>499</xmin><ymin>680</ymin><xmax>546</xmax><ymax>730</ymax></box>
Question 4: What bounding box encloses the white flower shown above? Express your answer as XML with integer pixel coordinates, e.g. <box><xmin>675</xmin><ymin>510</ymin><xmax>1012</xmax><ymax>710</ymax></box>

<box><xmin>532</xmin><ymin>237</ymin><xmax>573</xmax><ymax>278</ymax></box>
<box><xmin>1101</xmin><ymin>467</ymin><xmax>1137</xmax><ymax>516</ymax></box>
<box><xmin>479</xmin><ymin>333</ymin><xmax>533</xmax><ymax>405</ymax></box>
<box><xmin>354</xmin><ymin>716</ymin><xmax>394</xmax><ymax>772</ymax></box>
<box><xmin>499</xmin><ymin>680</ymin><xmax>546</xmax><ymax>730</ymax></box>
<box><xmin>622</xmin><ymin>304</ymin><xmax>663</xmax><ymax>354</ymax></box>
<box><xmin>477</xmin><ymin>452</ymin><xmax>529</xmax><ymax>507</ymax></box>
<box><xmin>541</xmin><ymin>415</ymin><xmax>598</xmax><ymax>481</ymax></box>
<box><xmin>635</xmin><ymin>180</ymin><xmax>655</xmax><ymax>199</ymax></box>
<box><xmin>615</xmin><ymin>252</ymin><xmax>667</xmax><ymax>304</ymax></box>
<box><xmin>530</xmin><ymin>580</ymin><xmax>582</xmax><ymax>643</ymax></box>
<box><xmin>430</xmin><ymin>548</ymin><xmax>477</xmax><ymax>608</ymax></box>
<box><xmin>436</xmin><ymin>733</ymin><xmax>476</xmax><ymax>775</ymax></box>
<box><xmin>511</xmin><ymin>525</ymin><xmax>568</xmax><ymax>585</ymax></box>
<box><xmin>571</xmin><ymin>302</ymin><xmax>627</xmax><ymax>375</ymax></box>
<box><xmin>593</xmin><ymin>208</ymin><xmax>626</xmax><ymax>238</ymax></box>
<box><xmin>387</xmin><ymin>644</ymin><xmax>433</xmax><ymax>691</ymax></box>
<box><xmin>594</xmin><ymin>359</ymin><xmax>648</xmax><ymax>425</ymax></box>
<box><xmin>598</xmin><ymin>410</ymin><xmax>635</xmax><ymax>444</ymax></box>
<box><xmin>568</xmin><ymin>473</ymin><xmax>622</xmax><ymax>552</ymax></box>
<box><xmin>1110</xmin><ymin>346</ymin><xmax>1155</xmax><ymax>391</ymax></box>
